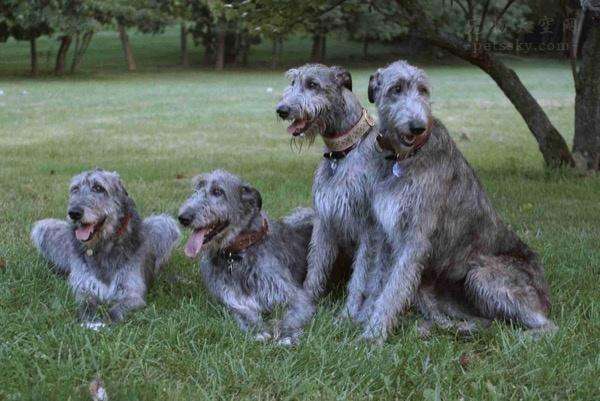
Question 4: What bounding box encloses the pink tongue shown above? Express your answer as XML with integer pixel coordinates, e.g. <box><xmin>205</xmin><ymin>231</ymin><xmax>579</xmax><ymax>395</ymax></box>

<box><xmin>287</xmin><ymin>119</ymin><xmax>308</xmax><ymax>135</ymax></box>
<box><xmin>184</xmin><ymin>228</ymin><xmax>209</xmax><ymax>259</ymax></box>
<box><xmin>75</xmin><ymin>224</ymin><xmax>94</xmax><ymax>241</ymax></box>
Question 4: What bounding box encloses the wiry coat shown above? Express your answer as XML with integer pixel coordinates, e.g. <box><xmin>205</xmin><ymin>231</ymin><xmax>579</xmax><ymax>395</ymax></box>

<box><xmin>362</xmin><ymin>61</ymin><xmax>556</xmax><ymax>341</ymax></box>
<box><xmin>178</xmin><ymin>170</ymin><xmax>315</xmax><ymax>344</ymax></box>
<box><xmin>31</xmin><ymin>169</ymin><xmax>180</xmax><ymax>323</ymax></box>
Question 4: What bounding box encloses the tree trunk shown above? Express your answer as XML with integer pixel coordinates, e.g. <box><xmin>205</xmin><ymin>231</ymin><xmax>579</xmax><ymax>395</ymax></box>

<box><xmin>54</xmin><ymin>35</ymin><xmax>72</xmax><ymax>75</ymax></box>
<box><xmin>428</xmin><ymin>32</ymin><xmax>574</xmax><ymax>167</ymax></box>
<box><xmin>271</xmin><ymin>37</ymin><xmax>278</xmax><ymax>68</ymax></box>
<box><xmin>573</xmin><ymin>18</ymin><xmax>600</xmax><ymax>171</ymax></box>
<box><xmin>180</xmin><ymin>23</ymin><xmax>189</xmax><ymax>67</ymax></box>
<box><xmin>30</xmin><ymin>38</ymin><xmax>37</xmax><ymax>76</ymax></box>
<box><xmin>215</xmin><ymin>28</ymin><xmax>226</xmax><ymax>70</ymax></box>
<box><xmin>321</xmin><ymin>34</ymin><xmax>327</xmax><ymax>61</ymax></box>
<box><xmin>311</xmin><ymin>33</ymin><xmax>325</xmax><ymax>62</ymax></box>
<box><xmin>70</xmin><ymin>31</ymin><xmax>94</xmax><ymax>73</ymax></box>
<box><xmin>362</xmin><ymin>39</ymin><xmax>369</xmax><ymax>59</ymax></box>
<box><xmin>117</xmin><ymin>23</ymin><xmax>136</xmax><ymax>72</ymax></box>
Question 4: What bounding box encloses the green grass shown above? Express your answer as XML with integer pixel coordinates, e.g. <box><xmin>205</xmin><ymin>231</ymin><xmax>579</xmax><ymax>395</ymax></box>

<box><xmin>1</xmin><ymin>29</ymin><xmax>599</xmax><ymax>401</ymax></box>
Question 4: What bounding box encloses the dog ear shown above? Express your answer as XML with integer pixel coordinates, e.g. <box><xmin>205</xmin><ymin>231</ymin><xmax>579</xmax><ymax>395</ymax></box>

<box><xmin>368</xmin><ymin>72</ymin><xmax>380</xmax><ymax>104</ymax></box>
<box><xmin>332</xmin><ymin>66</ymin><xmax>352</xmax><ymax>91</ymax></box>
<box><xmin>240</xmin><ymin>185</ymin><xmax>262</xmax><ymax>211</ymax></box>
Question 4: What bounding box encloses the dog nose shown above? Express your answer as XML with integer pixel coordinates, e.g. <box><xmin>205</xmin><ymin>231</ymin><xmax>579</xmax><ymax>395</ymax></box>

<box><xmin>68</xmin><ymin>207</ymin><xmax>83</xmax><ymax>221</ymax></box>
<box><xmin>178</xmin><ymin>211</ymin><xmax>194</xmax><ymax>227</ymax></box>
<box><xmin>409</xmin><ymin>120</ymin><xmax>427</xmax><ymax>135</ymax></box>
<box><xmin>276</xmin><ymin>104</ymin><xmax>290</xmax><ymax>119</ymax></box>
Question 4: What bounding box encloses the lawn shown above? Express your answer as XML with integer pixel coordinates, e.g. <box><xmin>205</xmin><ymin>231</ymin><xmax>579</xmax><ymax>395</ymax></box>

<box><xmin>0</xmin><ymin>30</ymin><xmax>598</xmax><ymax>401</ymax></box>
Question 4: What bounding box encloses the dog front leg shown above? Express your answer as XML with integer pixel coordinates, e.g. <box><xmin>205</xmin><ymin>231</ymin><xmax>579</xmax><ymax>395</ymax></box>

<box><xmin>304</xmin><ymin>219</ymin><xmax>338</xmax><ymax>300</ymax></box>
<box><xmin>31</xmin><ymin>219</ymin><xmax>77</xmax><ymax>276</ymax></box>
<box><xmin>361</xmin><ymin>239</ymin><xmax>429</xmax><ymax>344</ymax></box>
<box><xmin>109</xmin><ymin>296</ymin><xmax>146</xmax><ymax>323</ymax></box>
<box><xmin>276</xmin><ymin>289</ymin><xmax>316</xmax><ymax>346</ymax></box>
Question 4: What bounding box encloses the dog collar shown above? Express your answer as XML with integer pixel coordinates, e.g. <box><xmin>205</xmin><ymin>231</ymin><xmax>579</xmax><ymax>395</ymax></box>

<box><xmin>221</xmin><ymin>218</ymin><xmax>269</xmax><ymax>260</ymax></box>
<box><xmin>323</xmin><ymin>109</ymin><xmax>375</xmax><ymax>160</ymax></box>
<box><xmin>115</xmin><ymin>213</ymin><xmax>132</xmax><ymax>237</ymax></box>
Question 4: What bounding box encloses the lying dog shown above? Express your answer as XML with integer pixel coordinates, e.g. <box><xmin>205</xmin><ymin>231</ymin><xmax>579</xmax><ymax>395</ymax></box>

<box><xmin>178</xmin><ymin>169</ymin><xmax>314</xmax><ymax>344</ymax></box>
<box><xmin>31</xmin><ymin>169</ymin><xmax>180</xmax><ymax>326</ymax></box>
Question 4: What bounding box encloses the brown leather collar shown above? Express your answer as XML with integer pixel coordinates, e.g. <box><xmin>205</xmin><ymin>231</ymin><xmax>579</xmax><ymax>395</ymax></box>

<box><xmin>377</xmin><ymin>118</ymin><xmax>432</xmax><ymax>162</ymax></box>
<box><xmin>222</xmin><ymin>218</ymin><xmax>269</xmax><ymax>256</ymax></box>
<box><xmin>323</xmin><ymin>109</ymin><xmax>375</xmax><ymax>159</ymax></box>
<box><xmin>115</xmin><ymin>213</ymin><xmax>132</xmax><ymax>237</ymax></box>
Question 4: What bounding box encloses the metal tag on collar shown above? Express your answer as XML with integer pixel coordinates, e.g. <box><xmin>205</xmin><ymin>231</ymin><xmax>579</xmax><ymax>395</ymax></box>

<box><xmin>392</xmin><ymin>162</ymin><xmax>403</xmax><ymax>177</ymax></box>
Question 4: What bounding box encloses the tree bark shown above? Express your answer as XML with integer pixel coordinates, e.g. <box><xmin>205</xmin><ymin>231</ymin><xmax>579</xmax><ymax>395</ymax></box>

<box><xmin>215</xmin><ymin>28</ymin><xmax>226</xmax><ymax>70</ymax></box>
<box><xmin>54</xmin><ymin>35</ymin><xmax>72</xmax><ymax>75</ymax></box>
<box><xmin>117</xmin><ymin>23</ymin><xmax>136</xmax><ymax>72</ymax></box>
<box><xmin>30</xmin><ymin>38</ymin><xmax>37</xmax><ymax>76</ymax></box>
<box><xmin>573</xmin><ymin>17</ymin><xmax>600</xmax><ymax>171</ymax></box>
<box><xmin>180</xmin><ymin>23</ymin><xmax>189</xmax><ymax>67</ymax></box>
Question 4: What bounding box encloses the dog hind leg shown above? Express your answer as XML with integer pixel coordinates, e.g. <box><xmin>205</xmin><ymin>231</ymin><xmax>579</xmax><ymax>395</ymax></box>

<box><xmin>142</xmin><ymin>214</ymin><xmax>181</xmax><ymax>275</ymax></box>
<box><xmin>465</xmin><ymin>255</ymin><xmax>557</xmax><ymax>338</ymax></box>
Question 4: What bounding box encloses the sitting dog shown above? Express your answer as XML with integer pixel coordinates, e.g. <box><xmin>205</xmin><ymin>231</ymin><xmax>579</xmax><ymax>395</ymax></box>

<box><xmin>361</xmin><ymin>60</ymin><xmax>557</xmax><ymax>342</ymax></box>
<box><xmin>178</xmin><ymin>169</ymin><xmax>314</xmax><ymax>345</ymax></box>
<box><xmin>31</xmin><ymin>169</ymin><xmax>180</xmax><ymax>326</ymax></box>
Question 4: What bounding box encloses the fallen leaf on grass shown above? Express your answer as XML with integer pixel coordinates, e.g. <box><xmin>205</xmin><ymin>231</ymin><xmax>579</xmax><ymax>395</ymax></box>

<box><xmin>0</xmin><ymin>258</ymin><xmax>6</xmax><ymax>270</ymax></box>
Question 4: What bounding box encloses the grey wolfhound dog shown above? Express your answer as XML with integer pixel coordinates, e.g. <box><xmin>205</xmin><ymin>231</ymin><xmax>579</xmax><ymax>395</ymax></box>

<box><xmin>361</xmin><ymin>60</ymin><xmax>557</xmax><ymax>342</ymax></box>
<box><xmin>276</xmin><ymin>64</ymin><xmax>387</xmax><ymax>324</ymax></box>
<box><xmin>178</xmin><ymin>170</ymin><xmax>315</xmax><ymax>345</ymax></box>
<box><xmin>31</xmin><ymin>169</ymin><xmax>180</xmax><ymax>326</ymax></box>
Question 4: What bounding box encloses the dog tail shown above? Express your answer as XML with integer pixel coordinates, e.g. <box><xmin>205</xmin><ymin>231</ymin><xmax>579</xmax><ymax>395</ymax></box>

<box><xmin>282</xmin><ymin>207</ymin><xmax>314</xmax><ymax>238</ymax></box>
<box><xmin>143</xmin><ymin>214</ymin><xmax>181</xmax><ymax>275</ymax></box>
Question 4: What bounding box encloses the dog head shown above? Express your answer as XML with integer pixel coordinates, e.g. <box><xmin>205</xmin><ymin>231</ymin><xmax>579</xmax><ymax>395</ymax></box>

<box><xmin>368</xmin><ymin>60</ymin><xmax>432</xmax><ymax>158</ymax></box>
<box><xmin>276</xmin><ymin>64</ymin><xmax>354</xmax><ymax>140</ymax></box>
<box><xmin>178</xmin><ymin>170</ymin><xmax>262</xmax><ymax>259</ymax></box>
<box><xmin>67</xmin><ymin>169</ymin><xmax>135</xmax><ymax>246</ymax></box>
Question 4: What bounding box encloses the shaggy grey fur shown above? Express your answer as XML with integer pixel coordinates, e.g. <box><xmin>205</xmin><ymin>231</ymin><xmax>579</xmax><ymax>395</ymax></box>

<box><xmin>178</xmin><ymin>170</ymin><xmax>315</xmax><ymax>345</ymax></box>
<box><xmin>362</xmin><ymin>60</ymin><xmax>557</xmax><ymax>342</ymax></box>
<box><xmin>276</xmin><ymin>64</ymin><xmax>387</xmax><ymax>323</ymax></box>
<box><xmin>31</xmin><ymin>169</ymin><xmax>180</xmax><ymax>324</ymax></box>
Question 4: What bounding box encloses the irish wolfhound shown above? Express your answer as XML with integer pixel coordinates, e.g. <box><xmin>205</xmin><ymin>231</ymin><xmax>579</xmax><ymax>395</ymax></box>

<box><xmin>276</xmin><ymin>64</ymin><xmax>386</xmax><ymax>323</ymax></box>
<box><xmin>362</xmin><ymin>60</ymin><xmax>557</xmax><ymax>342</ymax></box>
<box><xmin>178</xmin><ymin>170</ymin><xmax>315</xmax><ymax>345</ymax></box>
<box><xmin>31</xmin><ymin>169</ymin><xmax>180</xmax><ymax>326</ymax></box>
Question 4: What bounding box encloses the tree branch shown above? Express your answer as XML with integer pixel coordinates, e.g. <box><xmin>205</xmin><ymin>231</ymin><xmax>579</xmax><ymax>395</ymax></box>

<box><xmin>478</xmin><ymin>0</ymin><xmax>491</xmax><ymax>39</ymax></box>
<box><xmin>485</xmin><ymin>0</ymin><xmax>518</xmax><ymax>43</ymax></box>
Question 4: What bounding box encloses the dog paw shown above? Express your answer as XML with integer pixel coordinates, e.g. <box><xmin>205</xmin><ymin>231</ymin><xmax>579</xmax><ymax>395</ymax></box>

<box><xmin>276</xmin><ymin>336</ymin><xmax>297</xmax><ymax>347</ymax></box>
<box><xmin>417</xmin><ymin>320</ymin><xmax>434</xmax><ymax>339</ymax></box>
<box><xmin>253</xmin><ymin>331</ymin><xmax>272</xmax><ymax>342</ymax></box>
<box><xmin>360</xmin><ymin>323</ymin><xmax>387</xmax><ymax>346</ymax></box>
<box><xmin>81</xmin><ymin>321</ymin><xmax>106</xmax><ymax>331</ymax></box>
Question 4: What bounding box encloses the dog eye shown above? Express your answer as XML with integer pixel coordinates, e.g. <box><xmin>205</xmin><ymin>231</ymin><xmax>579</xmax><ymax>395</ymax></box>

<box><xmin>307</xmin><ymin>80</ymin><xmax>319</xmax><ymax>90</ymax></box>
<box><xmin>70</xmin><ymin>186</ymin><xmax>79</xmax><ymax>194</ymax></box>
<box><xmin>394</xmin><ymin>84</ymin><xmax>403</xmax><ymax>94</ymax></box>
<box><xmin>418</xmin><ymin>85</ymin><xmax>429</xmax><ymax>95</ymax></box>
<box><xmin>211</xmin><ymin>187</ymin><xmax>224</xmax><ymax>197</ymax></box>
<box><xmin>92</xmin><ymin>184</ymin><xmax>106</xmax><ymax>193</ymax></box>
